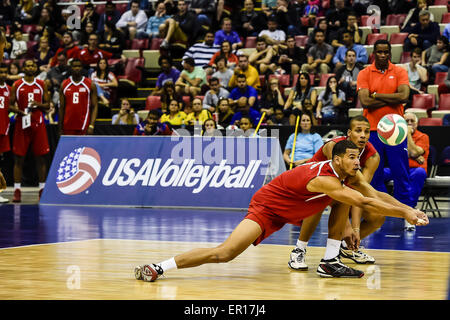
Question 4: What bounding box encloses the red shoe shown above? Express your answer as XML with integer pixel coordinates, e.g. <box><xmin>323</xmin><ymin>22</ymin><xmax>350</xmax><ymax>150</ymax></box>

<box><xmin>12</xmin><ymin>189</ymin><xmax>21</xmax><ymax>203</ymax></box>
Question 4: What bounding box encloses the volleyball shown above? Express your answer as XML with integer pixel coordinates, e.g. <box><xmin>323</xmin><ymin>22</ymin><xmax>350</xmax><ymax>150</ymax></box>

<box><xmin>377</xmin><ymin>114</ymin><xmax>408</xmax><ymax>146</ymax></box>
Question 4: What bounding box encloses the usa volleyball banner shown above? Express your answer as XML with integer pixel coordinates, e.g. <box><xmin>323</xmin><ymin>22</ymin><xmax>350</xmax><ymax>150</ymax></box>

<box><xmin>40</xmin><ymin>136</ymin><xmax>285</xmax><ymax>209</ymax></box>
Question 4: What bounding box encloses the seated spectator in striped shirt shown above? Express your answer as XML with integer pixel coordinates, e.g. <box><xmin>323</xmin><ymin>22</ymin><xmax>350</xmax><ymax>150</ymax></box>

<box><xmin>214</xmin><ymin>17</ymin><xmax>243</xmax><ymax>51</ymax></box>
<box><xmin>175</xmin><ymin>57</ymin><xmax>207</xmax><ymax>98</ymax></box>
<box><xmin>153</xmin><ymin>56</ymin><xmax>180</xmax><ymax>96</ymax></box>
<box><xmin>229</xmin><ymin>74</ymin><xmax>258</xmax><ymax>110</ymax></box>
<box><xmin>202</xmin><ymin>77</ymin><xmax>230</xmax><ymax>113</ymax></box>
<box><xmin>185</xmin><ymin>97</ymin><xmax>212</xmax><ymax>125</ymax></box>
<box><xmin>182</xmin><ymin>32</ymin><xmax>220</xmax><ymax>75</ymax></box>
<box><xmin>145</xmin><ymin>1</ymin><xmax>171</xmax><ymax>39</ymax></box>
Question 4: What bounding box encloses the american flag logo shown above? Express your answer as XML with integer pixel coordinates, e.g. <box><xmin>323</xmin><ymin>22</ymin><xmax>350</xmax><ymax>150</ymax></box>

<box><xmin>56</xmin><ymin>147</ymin><xmax>101</xmax><ymax>195</ymax></box>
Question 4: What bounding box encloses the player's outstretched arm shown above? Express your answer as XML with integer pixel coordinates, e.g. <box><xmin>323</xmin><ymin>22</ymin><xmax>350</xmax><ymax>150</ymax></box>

<box><xmin>307</xmin><ymin>176</ymin><xmax>428</xmax><ymax>226</ymax></box>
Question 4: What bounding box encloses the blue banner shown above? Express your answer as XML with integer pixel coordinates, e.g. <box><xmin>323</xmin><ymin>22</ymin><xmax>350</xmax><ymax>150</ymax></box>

<box><xmin>40</xmin><ymin>136</ymin><xmax>285</xmax><ymax>209</ymax></box>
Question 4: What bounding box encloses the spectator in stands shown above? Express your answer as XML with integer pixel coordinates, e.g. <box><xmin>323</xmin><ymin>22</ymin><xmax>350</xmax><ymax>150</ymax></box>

<box><xmin>160</xmin><ymin>99</ymin><xmax>187</xmax><ymax>125</ymax></box>
<box><xmin>81</xmin><ymin>2</ymin><xmax>100</xmax><ymax>32</ymax></box>
<box><xmin>45</xmin><ymin>52</ymin><xmax>70</xmax><ymax>105</ymax></box>
<box><xmin>145</xmin><ymin>1</ymin><xmax>171</xmax><ymax>40</ymax></box>
<box><xmin>283</xmin><ymin>112</ymin><xmax>323</xmax><ymax>167</ymax></box>
<box><xmin>261</xmin><ymin>0</ymin><xmax>277</xmax><ymax>16</ymax></box>
<box><xmin>10</xmin><ymin>29</ymin><xmax>27</xmax><ymax>60</ymax></box>
<box><xmin>153</xmin><ymin>56</ymin><xmax>180</xmax><ymax>96</ymax></box>
<box><xmin>307</xmin><ymin>18</ymin><xmax>332</xmax><ymax>47</ymax></box>
<box><xmin>175</xmin><ymin>57</ymin><xmax>207</xmax><ymax>97</ymax></box>
<box><xmin>236</xmin><ymin>0</ymin><xmax>267</xmax><ymax>39</ymax></box>
<box><xmin>237</xmin><ymin>116</ymin><xmax>254</xmax><ymax>136</ymax></box>
<box><xmin>277</xmin><ymin>35</ymin><xmax>306</xmax><ymax>78</ymax></box>
<box><xmin>202</xmin><ymin>118</ymin><xmax>221</xmax><ymax>135</ymax></box>
<box><xmin>214</xmin><ymin>17</ymin><xmax>243</xmax><ymax>51</ymax></box>
<box><xmin>266</xmin><ymin>107</ymin><xmax>289</xmax><ymax>125</ymax></box>
<box><xmin>209</xmin><ymin>40</ymin><xmax>238</xmax><ymax>71</ymax></box>
<box><xmin>49</xmin><ymin>32</ymin><xmax>81</xmax><ymax>68</ymax></box>
<box><xmin>301</xmin><ymin>30</ymin><xmax>333</xmax><ymax>75</ymax></box>
<box><xmin>99</xmin><ymin>20</ymin><xmax>126</xmax><ymax>59</ymax></box>
<box><xmin>182</xmin><ymin>31</ymin><xmax>220</xmax><ymax>74</ymax></box>
<box><xmin>228</xmin><ymin>54</ymin><xmax>261</xmax><ymax>89</ymax></box>
<box><xmin>6</xmin><ymin>61</ymin><xmax>23</xmax><ymax>86</ymax></box>
<box><xmin>36</xmin><ymin>7</ymin><xmax>58</xmax><ymax>34</ymax></box>
<box><xmin>79</xmin><ymin>33</ymin><xmax>113</xmax><ymax>69</ymax></box>
<box><xmin>90</xmin><ymin>58</ymin><xmax>118</xmax><ymax>106</ymax></box>
<box><xmin>437</xmin><ymin>68</ymin><xmax>450</xmax><ymax>96</ymax></box>
<box><xmin>421</xmin><ymin>36</ymin><xmax>449</xmax><ymax>77</ymax></box>
<box><xmin>0</xmin><ymin>0</ymin><xmax>15</xmax><ymax>26</ymax></box>
<box><xmin>185</xmin><ymin>97</ymin><xmax>212</xmax><ymax>125</ymax></box>
<box><xmin>189</xmin><ymin>0</ymin><xmax>216</xmax><ymax>30</ymax></box>
<box><xmin>404</xmin><ymin>10</ymin><xmax>440</xmax><ymax>52</ymax></box>
<box><xmin>98</xmin><ymin>0</ymin><xmax>121</xmax><ymax>34</ymax></box>
<box><xmin>258</xmin><ymin>16</ymin><xmax>286</xmax><ymax>46</ymax></box>
<box><xmin>229</xmin><ymin>74</ymin><xmax>258</xmax><ymax>110</ymax></box>
<box><xmin>217</xmin><ymin>97</ymin><xmax>234</xmax><ymax>128</ymax></box>
<box><xmin>203</xmin><ymin>77</ymin><xmax>230</xmax><ymax>112</ymax></box>
<box><xmin>134</xmin><ymin>109</ymin><xmax>176</xmax><ymax>135</ymax></box>
<box><xmin>230</xmin><ymin>86</ymin><xmax>262</xmax><ymax>126</ymax></box>
<box><xmin>335</xmin><ymin>49</ymin><xmax>362</xmax><ymax>108</ymax></box>
<box><xmin>330</xmin><ymin>12</ymin><xmax>363</xmax><ymax>49</ymax></box>
<box><xmin>159</xmin><ymin>0</ymin><xmax>197</xmax><ymax>49</ymax></box>
<box><xmin>79</xmin><ymin>21</ymin><xmax>96</xmax><ymax>48</ymax></box>
<box><xmin>116</xmin><ymin>0</ymin><xmax>148</xmax><ymax>41</ymax></box>
<box><xmin>284</xmin><ymin>72</ymin><xmax>317</xmax><ymax>115</ymax></box>
<box><xmin>332</xmin><ymin>29</ymin><xmax>368</xmax><ymax>72</ymax></box>
<box><xmin>112</xmin><ymin>98</ymin><xmax>139</xmax><ymax>125</ymax></box>
<box><xmin>33</xmin><ymin>37</ymin><xmax>54</xmax><ymax>75</ymax></box>
<box><xmin>316</xmin><ymin>76</ymin><xmax>346</xmax><ymax>125</ymax></box>
<box><xmin>325</xmin><ymin>0</ymin><xmax>351</xmax><ymax>33</ymax></box>
<box><xmin>211</xmin><ymin>55</ymin><xmax>234</xmax><ymax>89</ymax></box>
<box><xmin>271</xmin><ymin>0</ymin><xmax>300</xmax><ymax>36</ymax></box>
<box><xmin>260</xmin><ymin>77</ymin><xmax>285</xmax><ymax>117</ymax></box>
<box><xmin>34</xmin><ymin>25</ymin><xmax>60</xmax><ymax>54</ymax></box>
<box><xmin>249</xmin><ymin>37</ymin><xmax>277</xmax><ymax>75</ymax></box>
<box><xmin>384</xmin><ymin>112</ymin><xmax>429</xmax><ymax>231</ymax></box>
<box><xmin>399</xmin><ymin>48</ymin><xmax>428</xmax><ymax>102</ymax></box>
<box><xmin>401</xmin><ymin>0</ymin><xmax>434</xmax><ymax>33</ymax></box>
<box><xmin>299</xmin><ymin>98</ymin><xmax>318</xmax><ymax>126</ymax></box>
<box><xmin>160</xmin><ymin>80</ymin><xmax>183</xmax><ymax>113</ymax></box>
<box><xmin>17</xmin><ymin>0</ymin><xmax>39</xmax><ymax>24</ymax></box>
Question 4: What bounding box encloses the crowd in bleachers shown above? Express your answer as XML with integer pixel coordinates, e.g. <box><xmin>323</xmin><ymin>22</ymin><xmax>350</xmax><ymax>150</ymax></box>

<box><xmin>1</xmin><ymin>0</ymin><xmax>450</xmax><ymax>132</ymax></box>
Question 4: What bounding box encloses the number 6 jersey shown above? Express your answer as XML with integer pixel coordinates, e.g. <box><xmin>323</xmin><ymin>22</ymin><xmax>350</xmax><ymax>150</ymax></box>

<box><xmin>61</xmin><ymin>76</ymin><xmax>92</xmax><ymax>131</ymax></box>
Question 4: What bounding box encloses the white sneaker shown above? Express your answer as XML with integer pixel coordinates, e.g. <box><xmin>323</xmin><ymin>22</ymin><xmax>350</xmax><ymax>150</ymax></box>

<box><xmin>340</xmin><ymin>246</ymin><xmax>375</xmax><ymax>264</ymax></box>
<box><xmin>288</xmin><ymin>247</ymin><xmax>308</xmax><ymax>270</ymax></box>
<box><xmin>0</xmin><ymin>195</ymin><xmax>9</xmax><ymax>203</ymax></box>
<box><xmin>404</xmin><ymin>220</ymin><xmax>416</xmax><ymax>232</ymax></box>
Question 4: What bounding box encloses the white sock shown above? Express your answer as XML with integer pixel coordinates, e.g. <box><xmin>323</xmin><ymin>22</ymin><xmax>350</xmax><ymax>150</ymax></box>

<box><xmin>158</xmin><ymin>257</ymin><xmax>177</xmax><ymax>273</ymax></box>
<box><xmin>296</xmin><ymin>240</ymin><xmax>308</xmax><ymax>251</ymax></box>
<box><xmin>341</xmin><ymin>240</ymin><xmax>348</xmax><ymax>249</ymax></box>
<box><xmin>39</xmin><ymin>182</ymin><xmax>45</xmax><ymax>190</ymax></box>
<box><xmin>14</xmin><ymin>183</ymin><xmax>21</xmax><ymax>190</ymax></box>
<box><xmin>324</xmin><ymin>239</ymin><xmax>342</xmax><ymax>260</ymax></box>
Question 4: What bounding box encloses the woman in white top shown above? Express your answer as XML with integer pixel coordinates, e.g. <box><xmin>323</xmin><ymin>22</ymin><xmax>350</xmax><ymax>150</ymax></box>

<box><xmin>90</xmin><ymin>58</ymin><xmax>118</xmax><ymax>106</ymax></box>
<box><xmin>112</xmin><ymin>98</ymin><xmax>140</xmax><ymax>125</ymax></box>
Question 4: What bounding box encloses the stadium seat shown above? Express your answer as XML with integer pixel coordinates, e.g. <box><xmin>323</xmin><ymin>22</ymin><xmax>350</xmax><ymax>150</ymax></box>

<box><xmin>245</xmin><ymin>37</ymin><xmax>256</xmax><ymax>48</ymax></box>
<box><xmin>390</xmin><ymin>33</ymin><xmax>409</xmax><ymax>44</ymax></box>
<box><xmin>23</xmin><ymin>24</ymin><xmax>38</xmax><ymax>35</ymax></box>
<box><xmin>145</xmin><ymin>95</ymin><xmax>162</xmax><ymax>110</ymax></box>
<box><xmin>385</xmin><ymin>14</ymin><xmax>407</xmax><ymax>26</ymax></box>
<box><xmin>400</xmin><ymin>51</ymin><xmax>411</xmax><ymax>63</ymax></box>
<box><xmin>438</xmin><ymin>94</ymin><xmax>450</xmax><ymax>110</ymax></box>
<box><xmin>150</xmin><ymin>38</ymin><xmax>163</xmax><ymax>50</ymax></box>
<box><xmin>116</xmin><ymin>3</ymin><xmax>128</xmax><ymax>14</ymax></box>
<box><xmin>319</xmin><ymin>73</ymin><xmax>335</xmax><ymax>87</ymax></box>
<box><xmin>411</xmin><ymin>93</ymin><xmax>436</xmax><ymax>117</ymax></box>
<box><xmin>380</xmin><ymin>26</ymin><xmax>400</xmax><ymax>40</ymax></box>
<box><xmin>95</xmin><ymin>4</ymin><xmax>105</xmax><ymax>15</ymax></box>
<box><xmin>442</xmin><ymin>12</ymin><xmax>450</xmax><ymax>23</ymax></box>
<box><xmin>359</xmin><ymin>27</ymin><xmax>372</xmax><ymax>44</ymax></box>
<box><xmin>360</xmin><ymin>15</ymin><xmax>370</xmax><ymax>26</ymax></box>
<box><xmin>142</xmin><ymin>50</ymin><xmax>160</xmax><ymax>69</ymax></box>
<box><xmin>182</xmin><ymin>96</ymin><xmax>191</xmax><ymax>109</ymax></box>
<box><xmin>428</xmin><ymin>5</ymin><xmax>448</xmax><ymax>23</ymax></box>
<box><xmin>294</xmin><ymin>35</ymin><xmax>309</xmax><ymax>48</ymax></box>
<box><xmin>117</xmin><ymin>57</ymin><xmax>144</xmax><ymax>87</ymax></box>
<box><xmin>259</xmin><ymin>75</ymin><xmax>266</xmax><ymax>90</ymax></box>
<box><xmin>390</xmin><ymin>44</ymin><xmax>403</xmax><ymax>64</ymax></box>
<box><xmin>435</xmin><ymin>72</ymin><xmax>448</xmax><ymax>85</ymax></box>
<box><xmin>418</xmin><ymin>117</ymin><xmax>443</xmax><ymax>126</ymax></box>
<box><xmin>366</xmin><ymin>33</ymin><xmax>388</xmax><ymax>45</ymax></box>
<box><xmin>122</xmin><ymin>50</ymin><xmax>140</xmax><ymax>58</ymax></box>
<box><xmin>433</xmin><ymin>0</ymin><xmax>449</xmax><ymax>7</ymax></box>
<box><xmin>268</xmin><ymin>74</ymin><xmax>290</xmax><ymax>87</ymax></box>
<box><xmin>131</xmin><ymin>38</ymin><xmax>149</xmax><ymax>50</ymax></box>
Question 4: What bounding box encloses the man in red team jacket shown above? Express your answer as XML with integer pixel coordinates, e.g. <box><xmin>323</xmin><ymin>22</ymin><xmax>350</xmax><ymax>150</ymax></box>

<box><xmin>134</xmin><ymin>140</ymin><xmax>428</xmax><ymax>281</ymax></box>
<box><xmin>0</xmin><ymin>63</ymin><xmax>10</xmax><ymax>203</ymax></box>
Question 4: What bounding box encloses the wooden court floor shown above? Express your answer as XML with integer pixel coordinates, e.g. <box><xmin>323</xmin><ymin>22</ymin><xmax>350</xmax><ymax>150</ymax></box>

<box><xmin>0</xmin><ymin>239</ymin><xmax>448</xmax><ymax>300</ymax></box>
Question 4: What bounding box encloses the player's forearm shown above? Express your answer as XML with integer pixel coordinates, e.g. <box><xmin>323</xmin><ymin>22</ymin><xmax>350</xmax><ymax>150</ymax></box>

<box><xmin>374</xmin><ymin>190</ymin><xmax>412</xmax><ymax>211</ymax></box>
<box><xmin>350</xmin><ymin>206</ymin><xmax>363</xmax><ymax>229</ymax></box>
<box><xmin>360</xmin><ymin>197</ymin><xmax>408</xmax><ymax>219</ymax></box>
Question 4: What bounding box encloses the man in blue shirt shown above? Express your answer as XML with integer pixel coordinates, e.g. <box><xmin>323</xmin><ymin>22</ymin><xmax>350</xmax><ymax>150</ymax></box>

<box><xmin>404</xmin><ymin>10</ymin><xmax>440</xmax><ymax>52</ymax></box>
<box><xmin>230</xmin><ymin>74</ymin><xmax>261</xmax><ymax>126</ymax></box>
<box><xmin>214</xmin><ymin>17</ymin><xmax>243</xmax><ymax>51</ymax></box>
<box><xmin>153</xmin><ymin>56</ymin><xmax>180</xmax><ymax>95</ymax></box>
<box><xmin>332</xmin><ymin>30</ymin><xmax>367</xmax><ymax>72</ymax></box>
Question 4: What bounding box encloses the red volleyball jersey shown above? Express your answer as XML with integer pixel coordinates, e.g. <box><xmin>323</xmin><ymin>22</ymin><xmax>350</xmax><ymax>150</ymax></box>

<box><xmin>61</xmin><ymin>76</ymin><xmax>92</xmax><ymax>131</ymax></box>
<box><xmin>14</xmin><ymin>78</ymin><xmax>45</xmax><ymax>126</ymax></box>
<box><xmin>0</xmin><ymin>83</ymin><xmax>11</xmax><ymax>135</ymax></box>
<box><xmin>309</xmin><ymin>136</ymin><xmax>377</xmax><ymax>169</ymax></box>
<box><xmin>250</xmin><ymin>160</ymin><xmax>343</xmax><ymax>225</ymax></box>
